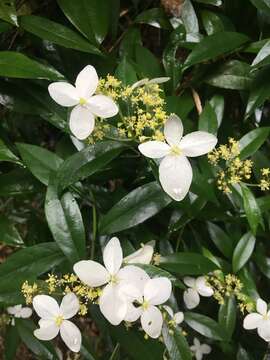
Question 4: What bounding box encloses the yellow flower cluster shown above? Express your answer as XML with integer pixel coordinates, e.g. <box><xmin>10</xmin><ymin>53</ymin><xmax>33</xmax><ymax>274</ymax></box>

<box><xmin>206</xmin><ymin>272</ymin><xmax>253</xmax><ymax>312</ymax></box>
<box><xmin>259</xmin><ymin>168</ymin><xmax>270</xmax><ymax>191</ymax></box>
<box><xmin>22</xmin><ymin>274</ymin><xmax>101</xmax><ymax>316</ymax></box>
<box><xmin>208</xmin><ymin>138</ymin><xmax>253</xmax><ymax>193</ymax></box>
<box><xmin>95</xmin><ymin>75</ymin><xmax>168</xmax><ymax>142</ymax></box>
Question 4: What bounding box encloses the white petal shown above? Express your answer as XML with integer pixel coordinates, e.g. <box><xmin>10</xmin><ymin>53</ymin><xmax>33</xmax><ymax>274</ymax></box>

<box><xmin>183</xmin><ymin>277</ymin><xmax>196</xmax><ymax>288</ymax></box>
<box><xmin>131</xmin><ymin>78</ymin><xmax>149</xmax><ymax>89</ymax></box>
<box><xmin>195</xmin><ymin>350</ymin><xmax>203</xmax><ymax>360</ymax></box>
<box><xmin>159</xmin><ymin>155</ymin><xmax>192</xmax><ymax>201</ymax></box>
<box><xmin>39</xmin><ymin>319</ymin><xmax>53</xmax><ymax>328</ymax></box>
<box><xmin>99</xmin><ymin>284</ymin><xmax>127</xmax><ymax>325</ymax></box>
<box><xmin>87</xmin><ymin>95</ymin><xmax>118</xmax><ymax>118</ymax></box>
<box><xmin>33</xmin><ymin>295</ymin><xmax>59</xmax><ymax>319</ymax></box>
<box><xmin>118</xmin><ymin>265</ymin><xmax>150</xmax><ymax>294</ymax></box>
<box><xmin>75</xmin><ymin>65</ymin><xmax>98</xmax><ymax>98</ymax></box>
<box><xmin>141</xmin><ymin>305</ymin><xmax>163</xmax><ymax>339</ymax></box>
<box><xmin>164</xmin><ymin>114</ymin><xmax>183</xmax><ymax>146</ymax></box>
<box><xmin>180</xmin><ymin>131</ymin><xmax>217</xmax><ymax>157</ymax></box>
<box><xmin>257</xmin><ymin>298</ymin><xmax>268</xmax><ymax>315</ymax></box>
<box><xmin>243</xmin><ymin>313</ymin><xmax>264</xmax><ymax>330</ymax></box>
<box><xmin>124</xmin><ymin>244</ymin><xmax>154</xmax><ymax>265</ymax></box>
<box><xmin>60</xmin><ymin>320</ymin><xmax>81</xmax><ymax>352</ymax></box>
<box><xmin>124</xmin><ymin>303</ymin><xmax>143</xmax><ymax>322</ymax></box>
<box><xmin>194</xmin><ymin>337</ymin><xmax>201</xmax><ymax>348</ymax></box>
<box><xmin>48</xmin><ymin>82</ymin><xmax>79</xmax><ymax>107</ymax></box>
<box><xmin>148</xmin><ymin>77</ymin><xmax>170</xmax><ymax>84</ymax></box>
<box><xmin>138</xmin><ymin>141</ymin><xmax>170</xmax><ymax>159</ymax></box>
<box><xmin>195</xmin><ymin>277</ymin><xmax>214</xmax><ymax>297</ymax></box>
<box><xmin>119</xmin><ymin>283</ymin><xmax>143</xmax><ymax>303</ymax></box>
<box><xmin>163</xmin><ymin>305</ymin><xmax>174</xmax><ymax>318</ymax></box>
<box><xmin>258</xmin><ymin>321</ymin><xmax>270</xmax><ymax>342</ymax></box>
<box><xmin>69</xmin><ymin>105</ymin><xmax>95</xmax><ymax>140</ymax></box>
<box><xmin>144</xmin><ymin>277</ymin><xmax>172</xmax><ymax>305</ymax></box>
<box><xmin>34</xmin><ymin>322</ymin><xmax>59</xmax><ymax>341</ymax></box>
<box><xmin>20</xmin><ymin>307</ymin><xmax>33</xmax><ymax>318</ymax></box>
<box><xmin>183</xmin><ymin>289</ymin><xmax>200</xmax><ymax>309</ymax></box>
<box><xmin>103</xmin><ymin>237</ymin><xmax>123</xmax><ymax>275</ymax></box>
<box><xmin>60</xmin><ymin>293</ymin><xmax>79</xmax><ymax>319</ymax></box>
<box><xmin>7</xmin><ymin>305</ymin><xmax>21</xmax><ymax>316</ymax></box>
<box><xmin>73</xmin><ymin>260</ymin><xmax>109</xmax><ymax>287</ymax></box>
<box><xmin>174</xmin><ymin>312</ymin><xmax>184</xmax><ymax>325</ymax></box>
<box><xmin>201</xmin><ymin>344</ymin><xmax>211</xmax><ymax>355</ymax></box>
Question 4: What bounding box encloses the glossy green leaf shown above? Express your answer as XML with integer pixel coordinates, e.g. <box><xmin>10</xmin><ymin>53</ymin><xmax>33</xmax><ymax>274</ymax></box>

<box><xmin>232</xmin><ymin>232</ymin><xmax>256</xmax><ymax>273</ymax></box>
<box><xmin>241</xmin><ymin>184</ymin><xmax>263</xmax><ymax>234</ymax></box>
<box><xmin>99</xmin><ymin>182</ymin><xmax>171</xmax><ymax>234</ymax></box>
<box><xmin>135</xmin><ymin>45</ymin><xmax>163</xmax><ymax>78</ymax></box>
<box><xmin>194</xmin><ymin>0</ymin><xmax>222</xmax><ymax>5</ymax></box>
<box><xmin>0</xmin><ymin>168</ymin><xmax>41</xmax><ymax>197</ymax></box>
<box><xmin>198</xmin><ymin>102</ymin><xmax>218</xmax><ymax>134</ymax></box>
<box><xmin>57</xmin><ymin>0</ymin><xmax>110</xmax><ymax>44</ymax></box>
<box><xmin>249</xmin><ymin>0</ymin><xmax>270</xmax><ymax>15</ymax></box>
<box><xmin>181</xmin><ymin>0</ymin><xmax>199</xmax><ymax>34</ymax></box>
<box><xmin>0</xmin><ymin>138</ymin><xmax>21</xmax><ymax>164</ymax></box>
<box><xmin>252</xmin><ymin>39</ymin><xmax>270</xmax><ymax>68</ymax></box>
<box><xmin>135</xmin><ymin>8</ymin><xmax>171</xmax><ymax>29</ymax></box>
<box><xmin>162</xmin><ymin>323</ymin><xmax>192</xmax><ymax>360</ymax></box>
<box><xmin>45</xmin><ymin>179</ymin><xmax>86</xmax><ymax>263</ymax></box>
<box><xmin>0</xmin><ymin>0</ymin><xmax>17</xmax><ymax>26</ymax></box>
<box><xmin>184</xmin><ymin>32</ymin><xmax>249</xmax><ymax>68</ymax></box>
<box><xmin>0</xmin><ymin>51</ymin><xmax>64</xmax><ymax>80</ymax></box>
<box><xmin>4</xmin><ymin>325</ymin><xmax>20</xmax><ymax>360</ymax></box>
<box><xmin>209</xmin><ymin>94</ymin><xmax>224</xmax><ymax>126</ymax></box>
<box><xmin>207</xmin><ymin>222</ymin><xmax>233</xmax><ymax>258</ymax></box>
<box><xmin>185</xmin><ymin>312</ymin><xmax>226</xmax><ymax>340</ymax></box>
<box><xmin>201</xmin><ymin>10</ymin><xmax>226</xmax><ymax>35</ymax></box>
<box><xmin>115</xmin><ymin>57</ymin><xmax>137</xmax><ymax>85</ymax></box>
<box><xmin>159</xmin><ymin>252</ymin><xmax>217</xmax><ymax>275</ymax></box>
<box><xmin>57</xmin><ymin>141</ymin><xmax>127</xmax><ymax>190</ymax></box>
<box><xmin>0</xmin><ymin>216</ymin><xmax>23</xmax><ymax>245</ymax></box>
<box><xmin>20</xmin><ymin>15</ymin><xmax>101</xmax><ymax>55</ymax></box>
<box><xmin>239</xmin><ymin>127</ymin><xmax>270</xmax><ymax>159</ymax></box>
<box><xmin>218</xmin><ymin>296</ymin><xmax>236</xmax><ymax>340</ymax></box>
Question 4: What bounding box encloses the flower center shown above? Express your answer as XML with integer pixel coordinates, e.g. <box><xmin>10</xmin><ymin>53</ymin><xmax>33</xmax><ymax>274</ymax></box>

<box><xmin>263</xmin><ymin>314</ymin><xmax>269</xmax><ymax>320</ymax></box>
<box><xmin>54</xmin><ymin>315</ymin><xmax>64</xmax><ymax>327</ymax></box>
<box><xmin>79</xmin><ymin>98</ymin><xmax>87</xmax><ymax>105</ymax></box>
<box><xmin>109</xmin><ymin>274</ymin><xmax>119</xmax><ymax>285</ymax></box>
<box><xmin>170</xmin><ymin>145</ymin><xmax>182</xmax><ymax>156</ymax></box>
<box><xmin>142</xmin><ymin>300</ymin><xmax>149</xmax><ymax>310</ymax></box>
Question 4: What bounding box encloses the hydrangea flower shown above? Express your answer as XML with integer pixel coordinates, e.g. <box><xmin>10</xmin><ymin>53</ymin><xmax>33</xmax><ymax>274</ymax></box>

<box><xmin>183</xmin><ymin>276</ymin><xmax>213</xmax><ymax>309</ymax></box>
<box><xmin>138</xmin><ymin>114</ymin><xmax>217</xmax><ymax>201</ymax></box>
<box><xmin>7</xmin><ymin>304</ymin><xmax>32</xmax><ymax>325</ymax></box>
<box><xmin>163</xmin><ymin>305</ymin><xmax>184</xmax><ymax>326</ymax></box>
<box><xmin>190</xmin><ymin>338</ymin><xmax>211</xmax><ymax>360</ymax></box>
<box><xmin>243</xmin><ymin>298</ymin><xmax>270</xmax><ymax>341</ymax></box>
<box><xmin>73</xmin><ymin>237</ymin><xmax>149</xmax><ymax>325</ymax></box>
<box><xmin>48</xmin><ymin>65</ymin><xmax>118</xmax><ymax>140</ymax></box>
<box><xmin>33</xmin><ymin>293</ymin><xmax>81</xmax><ymax>352</ymax></box>
<box><xmin>124</xmin><ymin>241</ymin><xmax>155</xmax><ymax>265</ymax></box>
<box><xmin>122</xmin><ymin>277</ymin><xmax>172</xmax><ymax>338</ymax></box>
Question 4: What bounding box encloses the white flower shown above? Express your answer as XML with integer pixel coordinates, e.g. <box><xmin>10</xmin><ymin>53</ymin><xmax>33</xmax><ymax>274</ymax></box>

<box><xmin>138</xmin><ymin>114</ymin><xmax>217</xmax><ymax>201</ymax></box>
<box><xmin>183</xmin><ymin>276</ymin><xmax>213</xmax><ymax>309</ymax></box>
<box><xmin>163</xmin><ymin>305</ymin><xmax>184</xmax><ymax>326</ymax></box>
<box><xmin>124</xmin><ymin>240</ymin><xmax>155</xmax><ymax>265</ymax></box>
<box><xmin>122</xmin><ymin>277</ymin><xmax>172</xmax><ymax>338</ymax></box>
<box><xmin>33</xmin><ymin>293</ymin><xmax>81</xmax><ymax>353</ymax></box>
<box><xmin>190</xmin><ymin>338</ymin><xmax>211</xmax><ymax>360</ymax></box>
<box><xmin>73</xmin><ymin>237</ymin><xmax>149</xmax><ymax>326</ymax></box>
<box><xmin>7</xmin><ymin>304</ymin><xmax>32</xmax><ymax>325</ymax></box>
<box><xmin>48</xmin><ymin>65</ymin><xmax>118</xmax><ymax>140</ymax></box>
<box><xmin>243</xmin><ymin>298</ymin><xmax>270</xmax><ymax>342</ymax></box>
<box><xmin>131</xmin><ymin>77</ymin><xmax>170</xmax><ymax>89</ymax></box>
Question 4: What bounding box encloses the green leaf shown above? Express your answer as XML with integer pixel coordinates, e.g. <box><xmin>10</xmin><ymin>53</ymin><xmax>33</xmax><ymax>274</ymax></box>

<box><xmin>201</xmin><ymin>10</ymin><xmax>227</xmax><ymax>35</ymax></box>
<box><xmin>207</xmin><ymin>222</ymin><xmax>233</xmax><ymax>258</ymax></box>
<box><xmin>0</xmin><ymin>0</ymin><xmax>17</xmax><ymax>26</ymax></box>
<box><xmin>249</xmin><ymin>0</ymin><xmax>270</xmax><ymax>15</ymax></box>
<box><xmin>239</xmin><ymin>127</ymin><xmax>270</xmax><ymax>159</ymax></box>
<box><xmin>252</xmin><ymin>39</ymin><xmax>270</xmax><ymax>68</ymax></box>
<box><xmin>0</xmin><ymin>216</ymin><xmax>23</xmax><ymax>245</ymax></box>
<box><xmin>135</xmin><ymin>8</ymin><xmax>171</xmax><ymax>29</ymax></box>
<box><xmin>115</xmin><ymin>57</ymin><xmax>137</xmax><ymax>85</ymax></box>
<box><xmin>57</xmin><ymin>0</ymin><xmax>109</xmax><ymax>44</ymax></box>
<box><xmin>135</xmin><ymin>45</ymin><xmax>163</xmax><ymax>78</ymax></box>
<box><xmin>162</xmin><ymin>323</ymin><xmax>192</xmax><ymax>360</ymax></box>
<box><xmin>184</xmin><ymin>32</ymin><xmax>249</xmax><ymax>68</ymax></box>
<box><xmin>4</xmin><ymin>325</ymin><xmax>20</xmax><ymax>360</ymax></box>
<box><xmin>159</xmin><ymin>252</ymin><xmax>217</xmax><ymax>275</ymax></box>
<box><xmin>218</xmin><ymin>296</ymin><xmax>236</xmax><ymax>340</ymax></box>
<box><xmin>185</xmin><ymin>312</ymin><xmax>226</xmax><ymax>340</ymax></box>
<box><xmin>0</xmin><ymin>243</ymin><xmax>64</xmax><ymax>294</ymax></box>
<box><xmin>198</xmin><ymin>102</ymin><xmax>218</xmax><ymax>134</ymax></box>
<box><xmin>45</xmin><ymin>179</ymin><xmax>86</xmax><ymax>263</ymax></box>
<box><xmin>0</xmin><ymin>168</ymin><xmax>41</xmax><ymax>197</ymax></box>
<box><xmin>99</xmin><ymin>182</ymin><xmax>171</xmax><ymax>234</ymax></box>
<box><xmin>181</xmin><ymin>0</ymin><xmax>199</xmax><ymax>34</ymax></box>
<box><xmin>0</xmin><ymin>138</ymin><xmax>21</xmax><ymax>164</ymax></box>
<box><xmin>57</xmin><ymin>141</ymin><xmax>127</xmax><ymax>190</ymax></box>
<box><xmin>232</xmin><ymin>232</ymin><xmax>256</xmax><ymax>273</ymax></box>
<box><xmin>20</xmin><ymin>15</ymin><xmax>101</xmax><ymax>55</ymax></box>
<box><xmin>17</xmin><ymin>319</ymin><xmax>58</xmax><ymax>359</ymax></box>
<box><xmin>241</xmin><ymin>184</ymin><xmax>263</xmax><ymax>234</ymax></box>
<box><xmin>209</xmin><ymin>94</ymin><xmax>224</xmax><ymax>127</ymax></box>
<box><xmin>194</xmin><ymin>0</ymin><xmax>222</xmax><ymax>5</ymax></box>
<box><xmin>0</xmin><ymin>51</ymin><xmax>64</xmax><ymax>80</ymax></box>
<box><xmin>205</xmin><ymin>60</ymin><xmax>252</xmax><ymax>90</ymax></box>
<box><xmin>16</xmin><ymin>143</ymin><xmax>63</xmax><ymax>186</ymax></box>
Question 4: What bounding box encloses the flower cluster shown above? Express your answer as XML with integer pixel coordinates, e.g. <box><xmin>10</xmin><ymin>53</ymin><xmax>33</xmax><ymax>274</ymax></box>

<box><xmin>243</xmin><ymin>298</ymin><xmax>270</xmax><ymax>342</ymax></box>
<box><xmin>259</xmin><ymin>168</ymin><xmax>270</xmax><ymax>191</ymax></box>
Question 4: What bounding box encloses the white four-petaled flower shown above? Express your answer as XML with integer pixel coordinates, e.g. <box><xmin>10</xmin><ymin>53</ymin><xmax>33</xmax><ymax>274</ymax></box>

<box><xmin>124</xmin><ymin>240</ymin><xmax>155</xmax><ymax>265</ymax></box>
<box><xmin>243</xmin><ymin>298</ymin><xmax>270</xmax><ymax>341</ymax></box>
<box><xmin>138</xmin><ymin>114</ymin><xmax>217</xmax><ymax>201</ymax></box>
<box><xmin>48</xmin><ymin>65</ymin><xmax>118</xmax><ymax>140</ymax></box>
<box><xmin>73</xmin><ymin>237</ymin><xmax>149</xmax><ymax>325</ymax></box>
<box><xmin>183</xmin><ymin>276</ymin><xmax>213</xmax><ymax>309</ymax></box>
<box><xmin>7</xmin><ymin>304</ymin><xmax>32</xmax><ymax>325</ymax></box>
<box><xmin>190</xmin><ymin>337</ymin><xmax>211</xmax><ymax>360</ymax></box>
<box><xmin>163</xmin><ymin>305</ymin><xmax>184</xmax><ymax>326</ymax></box>
<box><xmin>33</xmin><ymin>293</ymin><xmax>81</xmax><ymax>352</ymax></box>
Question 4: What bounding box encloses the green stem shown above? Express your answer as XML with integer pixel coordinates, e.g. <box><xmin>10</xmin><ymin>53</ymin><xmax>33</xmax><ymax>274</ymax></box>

<box><xmin>90</xmin><ymin>190</ymin><xmax>97</xmax><ymax>260</ymax></box>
